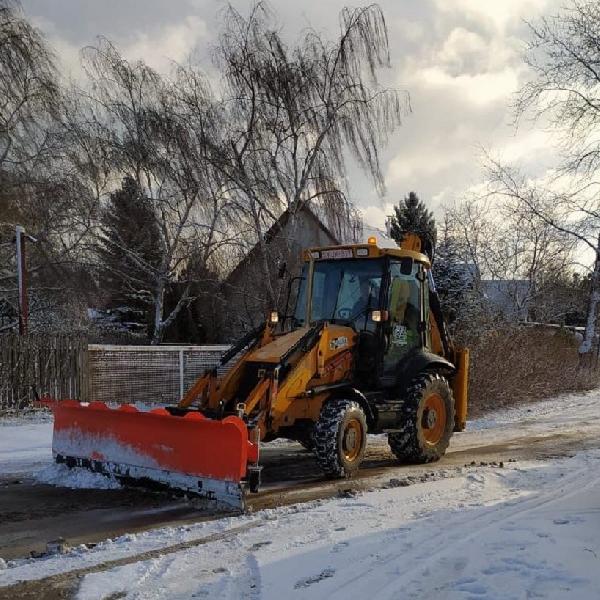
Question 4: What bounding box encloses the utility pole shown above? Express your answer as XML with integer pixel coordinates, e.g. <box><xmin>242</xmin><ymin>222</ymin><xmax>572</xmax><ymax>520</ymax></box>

<box><xmin>15</xmin><ymin>225</ymin><xmax>37</xmax><ymax>335</ymax></box>
<box><xmin>15</xmin><ymin>225</ymin><xmax>28</xmax><ymax>335</ymax></box>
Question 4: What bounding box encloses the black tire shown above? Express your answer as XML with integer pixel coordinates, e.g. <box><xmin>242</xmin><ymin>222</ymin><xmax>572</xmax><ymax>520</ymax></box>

<box><xmin>314</xmin><ymin>398</ymin><xmax>368</xmax><ymax>478</ymax></box>
<box><xmin>388</xmin><ymin>373</ymin><xmax>455</xmax><ymax>464</ymax></box>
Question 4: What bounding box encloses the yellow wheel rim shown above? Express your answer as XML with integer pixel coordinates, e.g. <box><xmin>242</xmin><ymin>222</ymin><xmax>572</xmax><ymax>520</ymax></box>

<box><xmin>342</xmin><ymin>418</ymin><xmax>363</xmax><ymax>461</ymax></box>
<box><xmin>422</xmin><ymin>392</ymin><xmax>446</xmax><ymax>445</ymax></box>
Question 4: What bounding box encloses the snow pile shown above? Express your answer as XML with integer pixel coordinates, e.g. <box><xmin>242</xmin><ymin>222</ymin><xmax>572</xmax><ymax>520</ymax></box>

<box><xmin>36</xmin><ymin>463</ymin><xmax>121</xmax><ymax>490</ymax></box>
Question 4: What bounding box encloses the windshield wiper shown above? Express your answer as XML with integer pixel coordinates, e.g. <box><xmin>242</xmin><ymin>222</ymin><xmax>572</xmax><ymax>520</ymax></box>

<box><xmin>363</xmin><ymin>282</ymin><xmax>373</xmax><ymax>331</ymax></box>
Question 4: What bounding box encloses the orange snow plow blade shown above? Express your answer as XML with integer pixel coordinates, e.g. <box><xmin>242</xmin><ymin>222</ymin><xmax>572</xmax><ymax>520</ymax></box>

<box><xmin>48</xmin><ymin>401</ymin><xmax>259</xmax><ymax>510</ymax></box>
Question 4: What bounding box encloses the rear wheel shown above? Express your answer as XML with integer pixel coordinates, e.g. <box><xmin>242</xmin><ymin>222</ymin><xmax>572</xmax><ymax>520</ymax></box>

<box><xmin>314</xmin><ymin>399</ymin><xmax>367</xmax><ymax>477</ymax></box>
<box><xmin>388</xmin><ymin>373</ymin><xmax>454</xmax><ymax>463</ymax></box>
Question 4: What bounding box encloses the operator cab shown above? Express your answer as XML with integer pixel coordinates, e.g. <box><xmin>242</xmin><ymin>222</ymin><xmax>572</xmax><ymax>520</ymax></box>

<box><xmin>290</xmin><ymin>240</ymin><xmax>432</xmax><ymax>388</ymax></box>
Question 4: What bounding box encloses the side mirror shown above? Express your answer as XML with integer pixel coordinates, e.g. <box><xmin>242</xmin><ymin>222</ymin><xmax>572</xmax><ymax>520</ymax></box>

<box><xmin>400</xmin><ymin>257</ymin><xmax>413</xmax><ymax>276</ymax></box>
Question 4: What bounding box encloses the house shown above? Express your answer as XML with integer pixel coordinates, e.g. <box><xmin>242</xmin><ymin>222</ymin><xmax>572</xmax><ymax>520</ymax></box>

<box><xmin>480</xmin><ymin>279</ymin><xmax>530</xmax><ymax>321</ymax></box>
<box><xmin>220</xmin><ymin>204</ymin><xmax>342</xmax><ymax>339</ymax></box>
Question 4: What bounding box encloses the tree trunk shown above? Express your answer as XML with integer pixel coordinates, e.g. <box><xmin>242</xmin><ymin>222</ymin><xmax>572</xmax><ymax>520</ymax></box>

<box><xmin>579</xmin><ymin>232</ymin><xmax>600</xmax><ymax>360</ymax></box>
<box><xmin>152</xmin><ymin>279</ymin><xmax>166</xmax><ymax>345</ymax></box>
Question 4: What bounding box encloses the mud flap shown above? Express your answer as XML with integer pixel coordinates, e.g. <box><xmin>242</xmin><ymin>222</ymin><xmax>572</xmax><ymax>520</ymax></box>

<box><xmin>49</xmin><ymin>401</ymin><xmax>259</xmax><ymax>510</ymax></box>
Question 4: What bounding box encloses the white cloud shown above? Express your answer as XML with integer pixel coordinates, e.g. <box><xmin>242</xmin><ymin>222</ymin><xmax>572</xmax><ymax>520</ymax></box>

<box><xmin>433</xmin><ymin>0</ymin><xmax>550</xmax><ymax>33</ymax></box>
<box><xmin>436</xmin><ymin>26</ymin><xmax>518</xmax><ymax>75</ymax></box>
<box><xmin>123</xmin><ymin>16</ymin><xmax>208</xmax><ymax>72</ymax></box>
<box><xmin>417</xmin><ymin>65</ymin><xmax>520</xmax><ymax>106</ymax></box>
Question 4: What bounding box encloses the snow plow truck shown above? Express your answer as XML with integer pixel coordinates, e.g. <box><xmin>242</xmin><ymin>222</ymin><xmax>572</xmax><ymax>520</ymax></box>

<box><xmin>49</xmin><ymin>233</ymin><xmax>469</xmax><ymax>509</ymax></box>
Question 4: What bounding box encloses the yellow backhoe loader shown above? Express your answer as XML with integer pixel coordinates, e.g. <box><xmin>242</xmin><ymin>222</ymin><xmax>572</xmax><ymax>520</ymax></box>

<box><xmin>49</xmin><ymin>234</ymin><xmax>469</xmax><ymax>509</ymax></box>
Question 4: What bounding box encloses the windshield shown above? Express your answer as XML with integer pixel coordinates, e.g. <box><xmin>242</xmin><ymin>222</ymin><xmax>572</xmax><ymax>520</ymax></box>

<box><xmin>293</xmin><ymin>258</ymin><xmax>384</xmax><ymax>330</ymax></box>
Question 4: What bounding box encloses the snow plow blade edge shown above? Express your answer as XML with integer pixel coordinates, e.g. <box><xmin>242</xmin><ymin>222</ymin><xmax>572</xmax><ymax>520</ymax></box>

<box><xmin>49</xmin><ymin>401</ymin><xmax>258</xmax><ymax>510</ymax></box>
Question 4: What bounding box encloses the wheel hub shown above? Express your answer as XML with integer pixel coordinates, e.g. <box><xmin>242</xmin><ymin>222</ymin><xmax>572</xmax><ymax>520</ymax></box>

<box><xmin>421</xmin><ymin>392</ymin><xmax>447</xmax><ymax>445</ymax></box>
<box><xmin>342</xmin><ymin>418</ymin><xmax>363</xmax><ymax>461</ymax></box>
<box><xmin>423</xmin><ymin>408</ymin><xmax>437</xmax><ymax>429</ymax></box>
<box><xmin>345</xmin><ymin>428</ymin><xmax>357</xmax><ymax>450</ymax></box>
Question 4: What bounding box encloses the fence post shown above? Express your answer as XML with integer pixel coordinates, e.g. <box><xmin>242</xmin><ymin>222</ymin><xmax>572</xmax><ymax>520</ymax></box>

<box><xmin>179</xmin><ymin>349</ymin><xmax>185</xmax><ymax>400</ymax></box>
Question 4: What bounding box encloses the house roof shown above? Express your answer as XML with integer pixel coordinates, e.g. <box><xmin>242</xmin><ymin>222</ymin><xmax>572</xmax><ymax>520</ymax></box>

<box><xmin>224</xmin><ymin>203</ymin><xmax>340</xmax><ymax>284</ymax></box>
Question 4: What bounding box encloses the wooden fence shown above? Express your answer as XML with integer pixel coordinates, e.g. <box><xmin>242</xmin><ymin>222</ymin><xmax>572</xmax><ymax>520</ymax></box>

<box><xmin>0</xmin><ymin>333</ymin><xmax>89</xmax><ymax>412</ymax></box>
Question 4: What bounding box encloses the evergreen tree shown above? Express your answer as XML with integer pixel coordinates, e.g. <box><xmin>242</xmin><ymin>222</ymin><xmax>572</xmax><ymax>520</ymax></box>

<box><xmin>96</xmin><ymin>176</ymin><xmax>163</xmax><ymax>334</ymax></box>
<box><xmin>432</xmin><ymin>218</ymin><xmax>474</xmax><ymax>325</ymax></box>
<box><xmin>389</xmin><ymin>191</ymin><xmax>437</xmax><ymax>258</ymax></box>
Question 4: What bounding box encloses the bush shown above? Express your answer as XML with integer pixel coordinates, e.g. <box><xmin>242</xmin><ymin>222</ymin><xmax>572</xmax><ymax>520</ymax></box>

<box><xmin>462</xmin><ymin>325</ymin><xmax>598</xmax><ymax>417</ymax></box>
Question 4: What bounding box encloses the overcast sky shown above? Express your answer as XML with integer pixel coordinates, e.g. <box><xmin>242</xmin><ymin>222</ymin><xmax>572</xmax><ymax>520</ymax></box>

<box><xmin>21</xmin><ymin>0</ymin><xmax>562</xmax><ymax>230</ymax></box>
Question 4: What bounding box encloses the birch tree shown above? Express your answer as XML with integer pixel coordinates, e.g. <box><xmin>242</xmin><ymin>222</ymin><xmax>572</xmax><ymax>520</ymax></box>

<box><xmin>511</xmin><ymin>0</ymin><xmax>600</xmax><ymax>356</ymax></box>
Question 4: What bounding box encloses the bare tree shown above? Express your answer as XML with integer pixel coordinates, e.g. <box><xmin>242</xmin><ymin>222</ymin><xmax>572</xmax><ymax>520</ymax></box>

<box><xmin>0</xmin><ymin>1</ymin><xmax>95</xmax><ymax>333</ymax></box>
<box><xmin>444</xmin><ymin>183</ymin><xmax>575</xmax><ymax>328</ymax></box>
<box><xmin>195</xmin><ymin>2</ymin><xmax>408</xmax><ymax>305</ymax></box>
<box><xmin>517</xmin><ymin>1</ymin><xmax>600</xmax><ymax>177</ymax></box>
<box><xmin>0</xmin><ymin>0</ymin><xmax>60</xmax><ymax>169</ymax></box>
<box><xmin>484</xmin><ymin>158</ymin><xmax>595</xmax><ymax>345</ymax></box>
<box><xmin>498</xmin><ymin>0</ymin><xmax>600</xmax><ymax>356</ymax></box>
<box><xmin>72</xmin><ymin>39</ymin><xmax>246</xmax><ymax>343</ymax></box>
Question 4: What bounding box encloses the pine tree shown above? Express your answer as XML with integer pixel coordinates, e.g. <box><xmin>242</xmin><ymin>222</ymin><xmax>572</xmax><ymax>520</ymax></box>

<box><xmin>389</xmin><ymin>191</ymin><xmax>437</xmax><ymax>258</ymax></box>
<box><xmin>432</xmin><ymin>215</ymin><xmax>481</xmax><ymax>328</ymax></box>
<box><xmin>96</xmin><ymin>176</ymin><xmax>163</xmax><ymax>334</ymax></box>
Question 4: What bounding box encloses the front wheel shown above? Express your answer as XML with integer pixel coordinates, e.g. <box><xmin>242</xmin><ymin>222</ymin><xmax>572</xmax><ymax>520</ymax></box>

<box><xmin>388</xmin><ymin>373</ymin><xmax>455</xmax><ymax>464</ymax></box>
<box><xmin>314</xmin><ymin>399</ymin><xmax>367</xmax><ymax>478</ymax></box>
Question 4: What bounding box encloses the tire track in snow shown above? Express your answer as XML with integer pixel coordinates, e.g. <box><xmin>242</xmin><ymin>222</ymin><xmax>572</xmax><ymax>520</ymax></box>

<box><xmin>326</xmin><ymin>459</ymin><xmax>598</xmax><ymax>599</ymax></box>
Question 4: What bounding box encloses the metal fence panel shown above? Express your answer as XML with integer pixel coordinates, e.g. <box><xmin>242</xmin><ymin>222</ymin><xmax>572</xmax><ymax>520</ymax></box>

<box><xmin>88</xmin><ymin>344</ymin><xmax>231</xmax><ymax>405</ymax></box>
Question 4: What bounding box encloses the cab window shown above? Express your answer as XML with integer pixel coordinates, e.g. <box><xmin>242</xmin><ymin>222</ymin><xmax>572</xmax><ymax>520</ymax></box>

<box><xmin>386</xmin><ymin>261</ymin><xmax>422</xmax><ymax>361</ymax></box>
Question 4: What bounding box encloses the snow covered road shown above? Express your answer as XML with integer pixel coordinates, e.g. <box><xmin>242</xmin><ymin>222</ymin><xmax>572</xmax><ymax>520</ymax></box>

<box><xmin>1</xmin><ymin>391</ymin><xmax>600</xmax><ymax>599</ymax></box>
<box><xmin>77</xmin><ymin>453</ymin><xmax>600</xmax><ymax>600</ymax></box>
<box><xmin>2</xmin><ymin>451</ymin><xmax>599</xmax><ymax>599</ymax></box>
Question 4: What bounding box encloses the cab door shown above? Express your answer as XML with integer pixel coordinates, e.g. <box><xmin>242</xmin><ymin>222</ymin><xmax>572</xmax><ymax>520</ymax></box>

<box><xmin>382</xmin><ymin>259</ymin><xmax>425</xmax><ymax>376</ymax></box>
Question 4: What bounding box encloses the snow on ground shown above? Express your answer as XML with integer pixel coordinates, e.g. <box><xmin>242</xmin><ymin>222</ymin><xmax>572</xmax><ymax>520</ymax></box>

<box><xmin>76</xmin><ymin>451</ymin><xmax>600</xmax><ymax>599</ymax></box>
<box><xmin>0</xmin><ymin>412</ymin><xmax>53</xmax><ymax>475</ymax></box>
<box><xmin>1</xmin><ymin>450</ymin><xmax>599</xmax><ymax>599</ymax></box>
<box><xmin>468</xmin><ymin>389</ymin><xmax>599</xmax><ymax>431</ymax></box>
<box><xmin>1</xmin><ymin>392</ymin><xmax>600</xmax><ymax>598</ymax></box>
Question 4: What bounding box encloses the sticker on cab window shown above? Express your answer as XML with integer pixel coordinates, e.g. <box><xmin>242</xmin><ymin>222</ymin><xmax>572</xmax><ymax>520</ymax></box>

<box><xmin>330</xmin><ymin>336</ymin><xmax>348</xmax><ymax>350</ymax></box>
<box><xmin>392</xmin><ymin>324</ymin><xmax>407</xmax><ymax>346</ymax></box>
